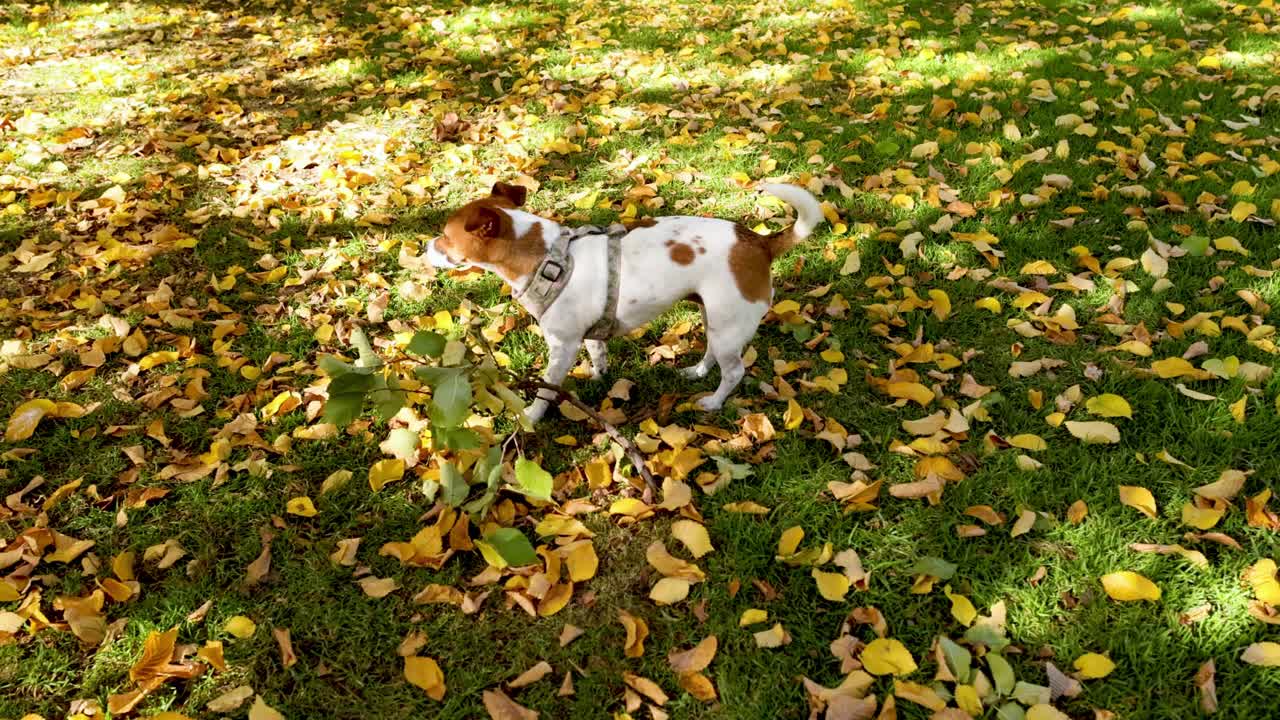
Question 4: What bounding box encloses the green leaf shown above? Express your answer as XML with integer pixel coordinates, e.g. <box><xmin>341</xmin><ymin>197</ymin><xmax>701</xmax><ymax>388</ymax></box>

<box><xmin>988</xmin><ymin>653</ymin><xmax>1015</xmax><ymax>696</ymax></box>
<box><xmin>712</xmin><ymin>455</ymin><xmax>754</xmax><ymax>480</ymax></box>
<box><xmin>1181</xmin><ymin>235</ymin><xmax>1210</xmax><ymax>256</ymax></box>
<box><xmin>464</xmin><ymin>448</ymin><xmax>504</xmax><ymax>519</ymax></box>
<box><xmin>874</xmin><ymin>139</ymin><xmax>900</xmax><ymax>156</ymax></box>
<box><xmin>964</xmin><ymin>622</ymin><xmax>1009</xmax><ymax>651</ymax></box>
<box><xmin>440</xmin><ymin>461</ymin><xmax>469</xmax><ymax>507</ymax></box>
<box><xmin>434</xmin><ymin>426</ymin><xmax>481</xmax><ymax>450</ymax></box>
<box><xmin>324</xmin><ymin>372</ymin><xmax>375</xmax><ymax>426</ymax></box>
<box><xmin>318</xmin><ymin>354</ymin><xmax>355</xmax><ymax>376</ymax></box>
<box><xmin>351</xmin><ymin>327</ymin><xmax>381</xmax><ymax>368</ymax></box>
<box><xmin>485</xmin><ymin>527</ymin><xmax>537</xmax><ymax>566</ymax></box>
<box><xmin>420</xmin><ymin>479</ymin><xmax>440</xmax><ymax>503</ymax></box>
<box><xmin>407</xmin><ymin>330</ymin><xmax>446</xmax><ymax>358</ymax></box>
<box><xmin>939</xmin><ymin>636</ymin><xmax>972</xmax><ymax>684</ymax></box>
<box><xmin>908</xmin><ymin>556</ymin><xmax>957</xmax><ymax>580</ymax></box>
<box><xmin>429</xmin><ymin>369</ymin><xmax>471</xmax><ymax>428</ymax></box>
<box><xmin>370</xmin><ymin>373</ymin><xmax>405</xmax><ymax>421</ymax></box>
<box><xmin>996</xmin><ymin>703</ymin><xmax>1025</xmax><ymax>720</ymax></box>
<box><xmin>514</xmin><ymin>457</ymin><xmax>553</xmax><ymax>502</ymax></box>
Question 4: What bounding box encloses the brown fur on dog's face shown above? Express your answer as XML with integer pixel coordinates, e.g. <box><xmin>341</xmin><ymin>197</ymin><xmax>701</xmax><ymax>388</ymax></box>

<box><xmin>435</xmin><ymin>183</ymin><xmax>544</xmax><ymax>280</ymax></box>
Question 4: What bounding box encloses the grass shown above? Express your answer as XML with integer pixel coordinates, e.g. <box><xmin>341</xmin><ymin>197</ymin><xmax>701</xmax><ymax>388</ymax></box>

<box><xmin>2</xmin><ymin>0</ymin><xmax>1280</xmax><ymax>718</ymax></box>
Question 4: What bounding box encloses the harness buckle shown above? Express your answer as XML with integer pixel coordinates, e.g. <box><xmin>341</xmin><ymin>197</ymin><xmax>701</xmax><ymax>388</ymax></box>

<box><xmin>540</xmin><ymin>261</ymin><xmax>564</xmax><ymax>282</ymax></box>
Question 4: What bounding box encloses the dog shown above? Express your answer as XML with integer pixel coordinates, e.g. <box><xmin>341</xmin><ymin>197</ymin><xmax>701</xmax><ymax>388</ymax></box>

<box><xmin>426</xmin><ymin>182</ymin><xmax>824</xmax><ymax>422</ymax></box>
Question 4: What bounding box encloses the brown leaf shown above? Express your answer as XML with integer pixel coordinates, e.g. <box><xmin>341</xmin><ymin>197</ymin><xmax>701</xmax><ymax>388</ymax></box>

<box><xmin>130</xmin><ymin>627</ymin><xmax>179</xmax><ymax>683</ymax></box>
<box><xmin>1195</xmin><ymin>659</ymin><xmax>1217</xmax><ymax>714</ymax></box>
<box><xmin>668</xmin><ymin>635</ymin><xmax>718</xmax><ymax>674</ymax></box>
<box><xmin>508</xmin><ymin>660</ymin><xmax>552</xmax><ymax>689</ymax></box>
<box><xmin>272</xmin><ymin>627</ymin><xmax>296</xmax><ymax>668</ymax></box>
<box><xmin>482</xmin><ymin>689</ymin><xmax>539</xmax><ymax>720</ymax></box>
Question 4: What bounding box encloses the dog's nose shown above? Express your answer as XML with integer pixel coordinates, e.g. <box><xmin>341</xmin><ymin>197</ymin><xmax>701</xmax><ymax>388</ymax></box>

<box><xmin>425</xmin><ymin>239</ymin><xmax>458</xmax><ymax>269</ymax></box>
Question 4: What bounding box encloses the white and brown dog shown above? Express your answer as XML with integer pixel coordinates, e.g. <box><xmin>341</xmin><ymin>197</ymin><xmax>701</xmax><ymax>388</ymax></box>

<box><xmin>426</xmin><ymin>182</ymin><xmax>823</xmax><ymax>422</ymax></box>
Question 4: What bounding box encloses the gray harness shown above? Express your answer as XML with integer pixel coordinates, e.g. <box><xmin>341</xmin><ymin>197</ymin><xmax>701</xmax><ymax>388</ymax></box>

<box><xmin>512</xmin><ymin>223</ymin><xmax>627</xmax><ymax>340</ymax></box>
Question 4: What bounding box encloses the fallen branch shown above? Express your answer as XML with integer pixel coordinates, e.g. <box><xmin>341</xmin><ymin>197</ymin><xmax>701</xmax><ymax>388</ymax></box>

<box><xmin>514</xmin><ymin>378</ymin><xmax>659</xmax><ymax>494</ymax></box>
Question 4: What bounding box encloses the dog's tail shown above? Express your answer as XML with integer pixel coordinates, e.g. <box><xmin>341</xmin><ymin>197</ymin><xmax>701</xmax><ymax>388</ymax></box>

<box><xmin>756</xmin><ymin>183</ymin><xmax>824</xmax><ymax>258</ymax></box>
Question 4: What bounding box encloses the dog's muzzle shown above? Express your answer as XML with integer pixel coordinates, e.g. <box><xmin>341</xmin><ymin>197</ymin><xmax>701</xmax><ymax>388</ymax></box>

<box><xmin>425</xmin><ymin>239</ymin><xmax>458</xmax><ymax>269</ymax></box>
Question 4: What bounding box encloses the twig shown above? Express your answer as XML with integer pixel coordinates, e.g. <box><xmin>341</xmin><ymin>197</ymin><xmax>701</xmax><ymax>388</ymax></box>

<box><xmin>513</xmin><ymin>377</ymin><xmax>659</xmax><ymax>494</ymax></box>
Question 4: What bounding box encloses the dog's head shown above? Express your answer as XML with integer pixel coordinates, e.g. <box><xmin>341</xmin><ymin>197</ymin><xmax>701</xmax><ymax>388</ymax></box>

<box><xmin>427</xmin><ymin>182</ymin><xmax>529</xmax><ymax>269</ymax></box>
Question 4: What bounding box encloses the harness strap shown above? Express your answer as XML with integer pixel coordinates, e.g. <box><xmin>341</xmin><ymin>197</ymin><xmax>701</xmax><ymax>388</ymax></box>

<box><xmin>585</xmin><ymin>230</ymin><xmax>623</xmax><ymax>340</ymax></box>
<box><xmin>511</xmin><ymin>223</ymin><xmax>627</xmax><ymax>335</ymax></box>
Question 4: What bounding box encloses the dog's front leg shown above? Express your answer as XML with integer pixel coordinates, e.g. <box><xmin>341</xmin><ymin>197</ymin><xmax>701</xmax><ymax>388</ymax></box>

<box><xmin>525</xmin><ymin>335</ymin><xmax>581</xmax><ymax>423</ymax></box>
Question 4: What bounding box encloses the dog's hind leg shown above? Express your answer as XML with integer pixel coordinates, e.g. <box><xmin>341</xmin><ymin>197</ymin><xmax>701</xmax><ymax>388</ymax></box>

<box><xmin>585</xmin><ymin>339</ymin><xmax>608</xmax><ymax>380</ymax></box>
<box><xmin>679</xmin><ymin>303</ymin><xmax>717</xmax><ymax>380</ymax></box>
<box><xmin>694</xmin><ymin>304</ymin><xmax>767</xmax><ymax>412</ymax></box>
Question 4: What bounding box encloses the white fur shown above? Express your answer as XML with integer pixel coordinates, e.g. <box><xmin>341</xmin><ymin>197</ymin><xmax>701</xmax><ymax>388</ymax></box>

<box><xmin>427</xmin><ymin>185</ymin><xmax>823</xmax><ymax>421</ymax></box>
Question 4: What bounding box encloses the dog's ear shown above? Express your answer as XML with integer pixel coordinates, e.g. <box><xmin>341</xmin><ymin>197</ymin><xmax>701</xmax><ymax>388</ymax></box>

<box><xmin>464</xmin><ymin>206</ymin><xmax>502</xmax><ymax>238</ymax></box>
<box><xmin>490</xmin><ymin>182</ymin><xmax>528</xmax><ymax>207</ymax></box>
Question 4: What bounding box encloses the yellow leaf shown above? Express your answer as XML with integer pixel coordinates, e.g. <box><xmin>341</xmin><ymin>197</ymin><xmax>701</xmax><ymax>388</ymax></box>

<box><xmin>812</xmin><ymin>569</ymin><xmax>850</xmax><ymax>602</ymax></box>
<box><xmin>619</xmin><ymin>610</ymin><xmax>649</xmax><ymax>658</ymax></box>
<box><xmin>1027</xmin><ymin>705</ymin><xmax>1070</xmax><ymax>720</ymax></box>
<box><xmin>538</xmin><ymin>582</ymin><xmax>573</xmax><ymax>616</ymax></box>
<box><xmin>1152</xmin><ymin>357</ymin><xmax>1197</xmax><ymax>378</ymax></box>
<box><xmin>1085</xmin><ymin>394</ymin><xmax>1132</xmax><ymax>419</ymax></box>
<box><xmin>405</xmin><ymin>656</ymin><xmax>446</xmax><ymax>700</ymax></box>
<box><xmin>1241</xmin><ymin>643</ymin><xmax>1280</xmax><ymax>667</ymax></box>
<box><xmin>862</xmin><ymin>638</ymin><xmax>918</xmax><ymax>676</ymax></box>
<box><xmin>1181</xmin><ymin>503</ymin><xmax>1223</xmax><ymax>530</ymax></box>
<box><xmin>671</xmin><ymin>520</ymin><xmax>714</xmax><ymax>558</ymax></box>
<box><xmin>1100</xmin><ymin>571</ymin><xmax>1161</xmax><ymax>602</ymax></box>
<box><xmin>777</xmin><ymin>526</ymin><xmax>804</xmax><ymax>556</ymax></box>
<box><xmin>740</xmin><ymin>609</ymin><xmax>768</xmax><ymax>626</ymax></box>
<box><xmin>5</xmin><ymin>399</ymin><xmax>56</xmax><ymax>442</ymax></box>
<box><xmin>130</xmin><ymin>627</ymin><xmax>178</xmax><ymax>683</ymax></box>
<box><xmin>1196</xmin><ymin>470</ymin><xmax>1245</xmax><ymax>500</ymax></box>
<box><xmin>368</xmin><ymin>459</ymin><xmax>405</xmax><ymax>491</ymax></box>
<box><xmin>752</xmin><ymin>623</ymin><xmax>791</xmax><ymax>648</ymax></box>
<box><xmin>650</xmin><ymin>577</ymin><xmax>691</xmax><ymax>605</ymax></box>
<box><xmin>1246</xmin><ymin>559</ymin><xmax>1280</xmax><ymax>605</ymax></box>
<box><xmin>1119</xmin><ymin>486</ymin><xmax>1158</xmax><ymax>519</ymax></box>
<box><xmin>224</xmin><ymin>615</ymin><xmax>257</xmax><ymax>638</ymax></box>
<box><xmin>1067</xmin><ymin>499</ymin><xmax>1088</xmax><ymax>524</ymax></box>
<box><xmin>928</xmin><ymin>289</ymin><xmax>951</xmax><ymax>321</ymax></box>
<box><xmin>1008</xmin><ymin>434</ymin><xmax>1047</xmax><ymax>451</ymax></box>
<box><xmin>1021</xmin><ymin>260</ymin><xmax>1057</xmax><ymax>275</ymax></box>
<box><xmin>1065</xmin><ymin>420</ymin><xmax>1120</xmax><ymax>444</ymax></box>
<box><xmin>564</xmin><ymin>542</ymin><xmax>598</xmax><ymax>582</ymax></box>
<box><xmin>1074</xmin><ymin>653</ymin><xmax>1116</xmax><ymax>679</ymax></box>
<box><xmin>1230</xmin><ymin>396</ymin><xmax>1247</xmax><ymax>424</ymax></box>
<box><xmin>784</xmin><ymin>398</ymin><xmax>804</xmax><ymax>430</ymax></box>
<box><xmin>955</xmin><ymin>684</ymin><xmax>983</xmax><ymax>715</ymax></box>
<box><xmin>668</xmin><ymin>635</ymin><xmax>719</xmax><ymax>674</ymax></box>
<box><xmin>1230</xmin><ymin>201</ymin><xmax>1258</xmax><ymax>222</ymax></box>
<box><xmin>944</xmin><ymin>585</ymin><xmax>977</xmax><ymax>626</ymax></box>
<box><xmin>888</xmin><ymin>382</ymin><xmax>934</xmax><ymax>406</ymax></box>
<box><xmin>1214</xmin><ymin>236</ymin><xmax>1249</xmax><ymax>256</ymax></box>
<box><xmin>286</xmin><ymin>496</ymin><xmax>318</xmax><ymax>517</ymax></box>
<box><xmin>723</xmin><ymin>501</ymin><xmax>771</xmax><ymax>514</ymax></box>
<box><xmin>248</xmin><ymin>697</ymin><xmax>285</xmax><ymax>720</ymax></box>
<box><xmin>138</xmin><ymin>350</ymin><xmax>179</xmax><ymax>370</ymax></box>
<box><xmin>974</xmin><ymin>297</ymin><xmax>1002</xmax><ymax>313</ymax></box>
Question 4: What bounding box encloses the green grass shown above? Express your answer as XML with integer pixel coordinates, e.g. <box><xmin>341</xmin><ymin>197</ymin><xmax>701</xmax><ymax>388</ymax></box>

<box><xmin>2</xmin><ymin>0</ymin><xmax>1280</xmax><ymax>718</ymax></box>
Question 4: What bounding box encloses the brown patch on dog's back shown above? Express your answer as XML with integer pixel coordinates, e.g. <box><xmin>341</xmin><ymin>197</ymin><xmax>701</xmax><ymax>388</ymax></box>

<box><xmin>669</xmin><ymin>242</ymin><xmax>695</xmax><ymax>265</ymax></box>
<box><xmin>729</xmin><ymin>224</ymin><xmax>773</xmax><ymax>303</ymax></box>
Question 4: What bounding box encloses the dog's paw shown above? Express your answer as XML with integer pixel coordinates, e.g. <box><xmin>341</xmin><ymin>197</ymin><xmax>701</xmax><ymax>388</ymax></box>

<box><xmin>679</xmin><ymin>365</ymin><xmax>709</xmax><ymax>380</ymax></box>
<box><xmin>524</xmin><ymin>401</ymin><xmax>548</xmax><ymax>424</ymax></box>
<box><xmin>695</xmin><ymin>396</ymin><xmax>722</xmax><ymax>412</ymax></box>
